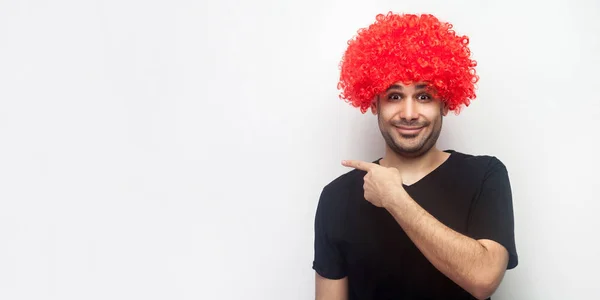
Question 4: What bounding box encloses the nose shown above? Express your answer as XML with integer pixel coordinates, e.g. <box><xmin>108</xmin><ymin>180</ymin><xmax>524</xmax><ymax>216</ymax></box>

<box><xmin>399</xmin><ymin>98</ymin><xmax>419</xmax><ymax>121</ymax></box>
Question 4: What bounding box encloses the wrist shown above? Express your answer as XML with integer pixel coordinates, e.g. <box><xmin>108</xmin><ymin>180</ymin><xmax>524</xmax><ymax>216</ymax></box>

<box><xmin>383</xmin><ymin>185</ymin><xmax>408</xmax><ymax>210</ymax></box>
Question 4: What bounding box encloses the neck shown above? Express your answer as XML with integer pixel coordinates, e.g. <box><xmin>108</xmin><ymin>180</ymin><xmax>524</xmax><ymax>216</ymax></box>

<box><xmin>380</xmin><ymin>146</ymin><xmax>450</xmax><ymax>185</ymax></box>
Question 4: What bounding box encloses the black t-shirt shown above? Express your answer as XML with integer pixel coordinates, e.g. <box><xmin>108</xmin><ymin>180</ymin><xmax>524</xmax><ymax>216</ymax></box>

<box><xmin>312</xmin><ymin>150</ymin><xmax>518</xmax><ymax>300</ymax></box>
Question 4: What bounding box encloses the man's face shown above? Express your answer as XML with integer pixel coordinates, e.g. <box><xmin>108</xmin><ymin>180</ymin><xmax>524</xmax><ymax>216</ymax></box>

<box><xmin>372</xmin><ymin>82</ymin><xmax>448</xmax><ymax>158</ymax></box>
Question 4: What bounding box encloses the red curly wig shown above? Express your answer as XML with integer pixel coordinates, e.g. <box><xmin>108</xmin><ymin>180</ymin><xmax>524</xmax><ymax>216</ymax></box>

<box><xmin>337</xmin><ymin>12</ymin><xmax>479</xmax><ymax>114</ymax></box>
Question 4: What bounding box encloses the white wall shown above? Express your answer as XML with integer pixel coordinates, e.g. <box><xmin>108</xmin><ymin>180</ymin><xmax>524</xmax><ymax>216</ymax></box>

<box><xmin>1</xmin><ymin>0</ymin><xmax>599</xmax><ymax>299</ymax></box>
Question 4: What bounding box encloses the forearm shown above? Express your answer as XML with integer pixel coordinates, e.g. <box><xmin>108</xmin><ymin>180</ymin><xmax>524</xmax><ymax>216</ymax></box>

<box><xmin>315</xmin><ymin>273</ymin><xmax>348</xmax><ymax>300</ymax></box>
<box><xmin>385</xmin><ymin>191</ymin><xmax>504</xmax><ymax>299</ymax></box>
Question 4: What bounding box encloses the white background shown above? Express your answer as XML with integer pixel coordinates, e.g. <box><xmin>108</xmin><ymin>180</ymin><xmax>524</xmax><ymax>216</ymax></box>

<box><xmin>1</xmin><ymin>0</ymin><xmax>599</xmax><ymax>299</ymax></box>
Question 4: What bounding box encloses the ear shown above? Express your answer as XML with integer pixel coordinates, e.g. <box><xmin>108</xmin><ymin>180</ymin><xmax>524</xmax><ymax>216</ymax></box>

<box><xmin>370</xmin><ymin>96</ymin><xmax>379</xmax><ymax>115</ymax></box>
<box><xmin>441</xmin><ymin>101</ymin><xmax>450</xmax><ymax>116</ymax></box>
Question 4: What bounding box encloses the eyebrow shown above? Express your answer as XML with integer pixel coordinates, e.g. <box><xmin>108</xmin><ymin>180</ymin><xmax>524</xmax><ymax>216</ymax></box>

<box><xmin>386</xmin><ymin>83</ymin><xmax>429</xmax><ymax>92</ymax></box>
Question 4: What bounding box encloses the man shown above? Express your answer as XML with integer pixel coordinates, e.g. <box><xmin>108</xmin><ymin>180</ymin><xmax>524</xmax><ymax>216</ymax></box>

<box><xmin>313</xmin><ymin>13</ymin><xmax>518</xmax><ymax>300</ymax></box>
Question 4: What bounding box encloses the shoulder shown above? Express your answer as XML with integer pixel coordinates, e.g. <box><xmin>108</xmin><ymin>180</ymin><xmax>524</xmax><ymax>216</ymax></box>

<box><xmin>449</xmin><ymin>150</ymin><xmax>508</xmax><ymax>173</ymax></box>
<box><xmin>317</xmin><ymin>159</ymin><xmax>377</xmax><ymax>210</ymax></box>
<box><xmin>322</xmin><ymin>157</ymin><xmax>382</xmax><ymax>193</ymax></box>
<box><xmin>320</xmin><ymin>167</ymin><xmax>364</xmax><ymax>201</ymax></box>
<box><xmin>446</xmin><ymin>151</ymin><xmax>510</xmax><ymax>187</ymax></box>
<box><xmin>314</xmin><ymin>165</ymin><xmax>368</xmax><ymax>234</ymax></box>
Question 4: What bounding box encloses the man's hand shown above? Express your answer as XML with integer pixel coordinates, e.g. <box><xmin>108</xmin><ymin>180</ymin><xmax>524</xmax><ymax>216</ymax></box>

<box><xmin>341</xmin><ymin>160</ymin><xmax>406</xmax><ymax>208</ymax></box>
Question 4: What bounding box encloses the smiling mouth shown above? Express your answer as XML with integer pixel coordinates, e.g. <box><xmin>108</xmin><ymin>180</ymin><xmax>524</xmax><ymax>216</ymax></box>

<box><xmin>395</xmin><ymin>126</ymin><xmax>424</xmax><ymax>134</ymax></box>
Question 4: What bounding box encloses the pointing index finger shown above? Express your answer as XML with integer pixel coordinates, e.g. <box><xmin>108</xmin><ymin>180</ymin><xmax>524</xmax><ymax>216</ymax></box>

<box><xmin>342</xmin><ymin>160</ymin><xmax>377</xmax><ymax>172</ymax></box>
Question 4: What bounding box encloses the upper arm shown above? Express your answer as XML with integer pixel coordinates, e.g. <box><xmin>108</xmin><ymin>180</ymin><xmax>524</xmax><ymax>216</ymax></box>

<box><xmin>313</xmin><ymin>185</ymin><xmax>348</xmax><ymax>299</ymax></box>
<box><xmin>468</xmin><ymin>158</ymin><xmax>518</xmax><ymax>269</ymax></box>
<box><xmin>313</xmin><ymin>187</ymin><xmax>347</xmax><ymax>279</ymax></box>
<box><xmin>316</xmin><ymin>272</ymin><xmax>348</xmax><ymax>300</ymax></box>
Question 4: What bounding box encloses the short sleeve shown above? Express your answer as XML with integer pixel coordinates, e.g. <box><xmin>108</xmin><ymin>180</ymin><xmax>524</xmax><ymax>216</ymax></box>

<box><xmin>312</xmin><ymin>187</ymin><xmax>347</xmax><ymax>279</ymax></box>
<box><xmin>467</xmin><ymin>158</ymin><xmax>519</xmax><ymax>269</ymax></box>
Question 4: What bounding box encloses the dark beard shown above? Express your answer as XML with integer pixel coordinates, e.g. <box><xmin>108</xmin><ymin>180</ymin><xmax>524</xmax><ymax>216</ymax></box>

<box><xmin>377</xmin><ymin>111</ymin><xmax>443</xmax><ymax>158</ymax></box>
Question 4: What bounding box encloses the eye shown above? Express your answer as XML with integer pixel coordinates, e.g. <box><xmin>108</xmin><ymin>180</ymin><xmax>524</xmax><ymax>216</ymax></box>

<box><xmin>416</xmin><ymin>93</ymin><xmax>432</xmax><ymax>102</ymax></box>
<box><xmin>387</xmin><ymin>93</ymin><xmax>402</xmax><ymax>101</ymax></box>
